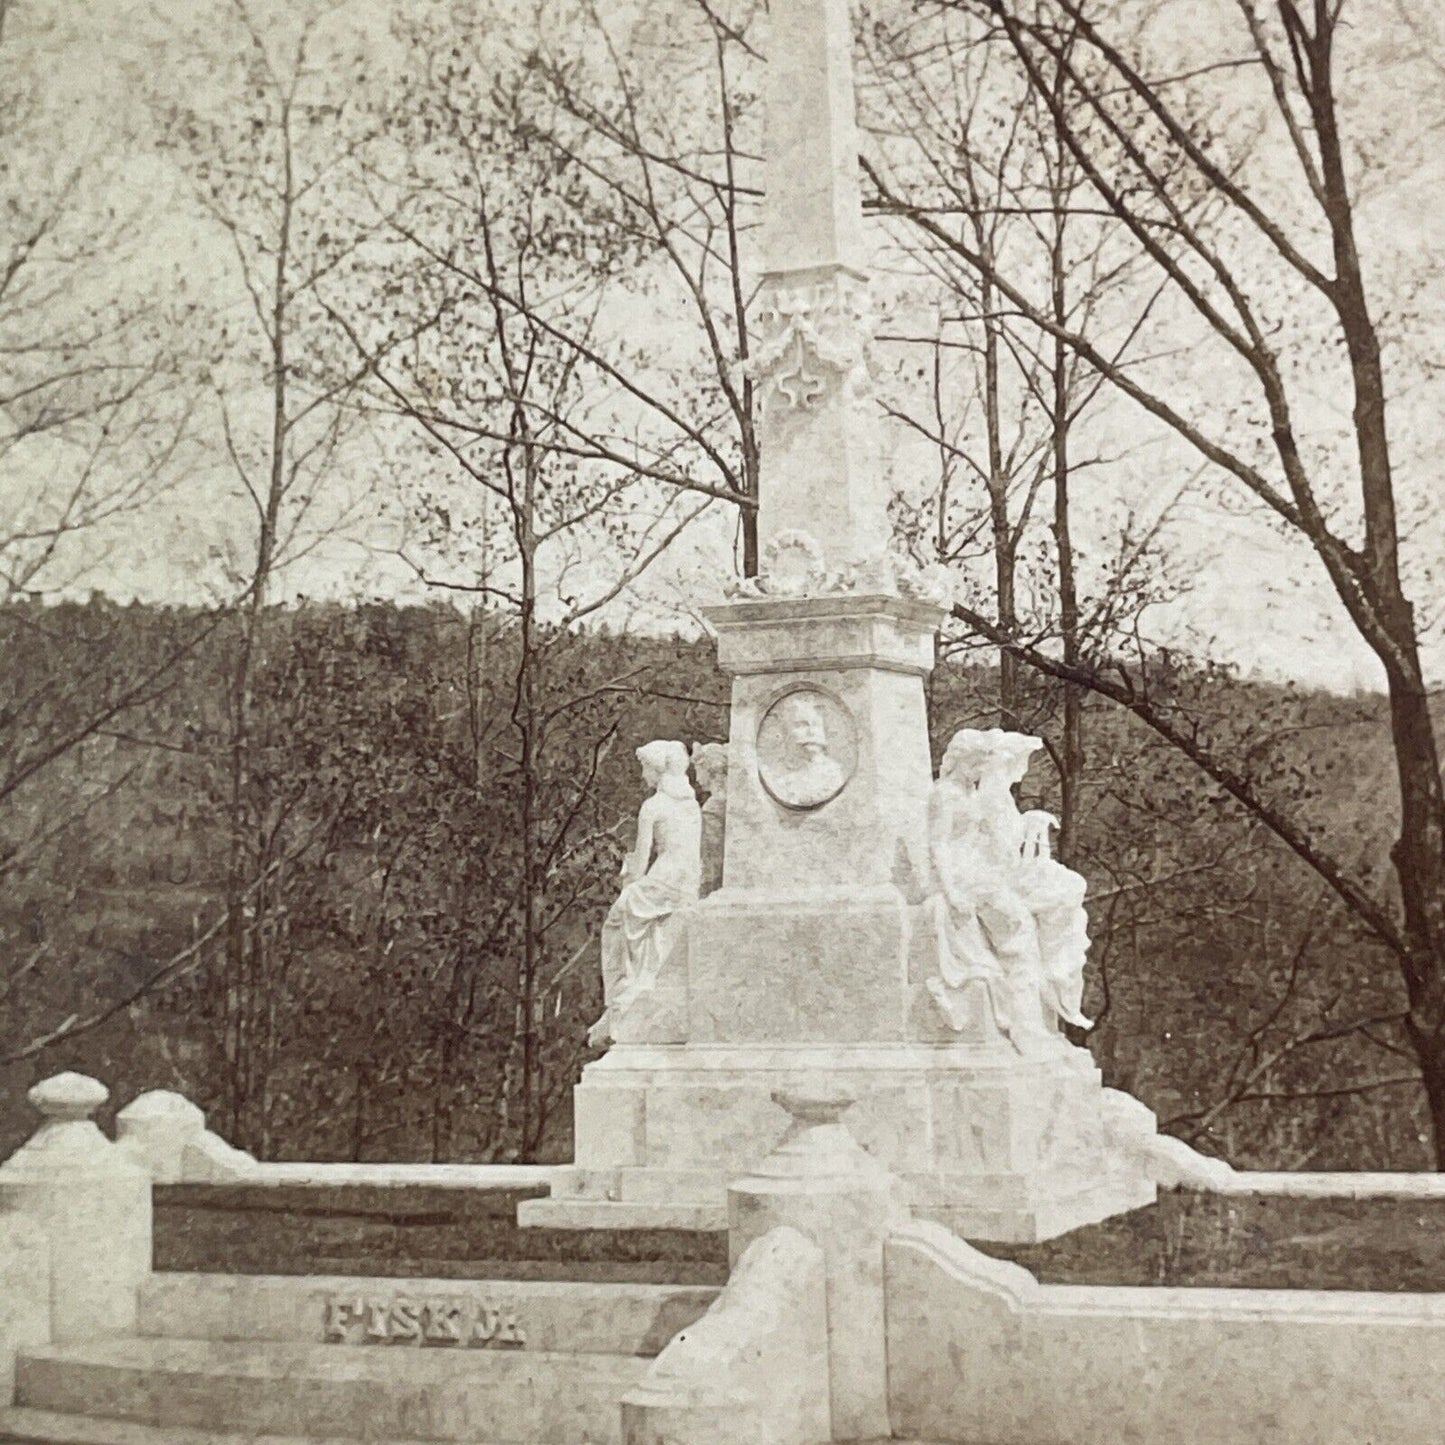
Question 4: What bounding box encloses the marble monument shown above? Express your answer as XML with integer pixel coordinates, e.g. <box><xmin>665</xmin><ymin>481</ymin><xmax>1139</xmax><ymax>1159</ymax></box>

<box><xmin>524</xmin><ymin>0</ymin><xmax>1156</xmax><ymax>1242</ymax></box>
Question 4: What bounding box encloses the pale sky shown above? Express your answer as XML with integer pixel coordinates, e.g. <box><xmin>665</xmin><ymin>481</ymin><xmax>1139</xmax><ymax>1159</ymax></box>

<box><xmin>3</xmin><ymin>0</ymin><xmax>1441</xmax><ymax>695</ymax></box>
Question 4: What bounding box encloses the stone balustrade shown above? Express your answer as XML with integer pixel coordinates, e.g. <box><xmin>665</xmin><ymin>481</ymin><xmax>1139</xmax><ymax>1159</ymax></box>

<box><xmin>0</xmin><ymin>1073</ymin><xmax>150</xmax><ymax>1345</ymax></box>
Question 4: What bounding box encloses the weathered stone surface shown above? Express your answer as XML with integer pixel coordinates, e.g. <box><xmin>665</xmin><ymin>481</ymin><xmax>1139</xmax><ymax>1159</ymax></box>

<box><xmin>685</xmin><ymin>889</ymin><xmax>911</xmax><ymax>1043</ymax></box>
<box><xmin>620</xmin><ymin>1226</ymin><xmax>830</xmax><ymax>1445</ymax></box>
<box><xmin>137</xmin><ymin>1273</ymin><xmax>716</xmax><ymax>1359</ymax></box>
<box><xmin>116</xmin><ymin>1090</ymin><xmax>258</xmax><ymax>1185</ymax></box>
<box><xmin>14</xmin><ymin>1338</ymin><xmax>648</xmax><ymax>1443</ymax></box>
<box><xmin>539</xmin><ymin>1040</ymin><xmax>1153</xmax><ymax>1242</ymax></box>
<box><xmin>885</xmin><ymin>1219</ymin><xmax>1445</xmax><ymax>1445</ymax></box>
<box><xmin>0</xmin><ymin>1206</ymin><xmax>48</xmax><ymax>1403</ymax></box>
<box><xmin>0</xmin><ymin>1073</ymin><xmax>151</xmax><ymax>1343</ymax></box>
<box><xmin>728</xmin><ymin>1092</ymin><xmax>906</xmax><ymax>1441</ymax></box>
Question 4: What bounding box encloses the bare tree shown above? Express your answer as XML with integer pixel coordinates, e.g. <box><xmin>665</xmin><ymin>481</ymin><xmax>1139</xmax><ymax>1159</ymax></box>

<box><xmin>863</xmin><ymin>5</ymin><xmax>1169</xmax><ymax>855</ymax></box>
<box><xmin>1</xmin><ymin>0</ymin><xmax>194</xmax><ymax>598</ymax></box>
<box><xmin>870</xmin><ymin>0</ymin><xmax>1445</xmax><ymax>1157</ymax></box>
<box><xmin>328</xmin><ymin>49</ymin><xmax>710</xmax><ymax>1156</ymax></box>
<box><xmin>159</xmin><ymin>0</ymin><xmax>392</xmax><ymax>1151</ymax></box>
<box><xmin>378</xmin><ymin>0</ymin><xmax>763</xmax><ymax>576</ymax></box>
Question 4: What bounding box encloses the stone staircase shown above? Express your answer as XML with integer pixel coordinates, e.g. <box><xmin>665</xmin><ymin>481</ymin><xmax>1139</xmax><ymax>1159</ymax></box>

<box><xmin>0</xmin><ymin>1183</ymin><xmax>724</xmax><ymax>1445</ymax></box>
<box><xmin>0</xmin><ymin>1270</ymin><xmax>718</xmax><ymax>1443</ymax></box>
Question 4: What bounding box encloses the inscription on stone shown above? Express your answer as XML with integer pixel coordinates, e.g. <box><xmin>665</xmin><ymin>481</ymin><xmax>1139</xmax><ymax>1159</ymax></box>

<box><xmin>323</xmin><ymin>1293</ymin><xmax>526</xmax><ymax>1348</ymax></box>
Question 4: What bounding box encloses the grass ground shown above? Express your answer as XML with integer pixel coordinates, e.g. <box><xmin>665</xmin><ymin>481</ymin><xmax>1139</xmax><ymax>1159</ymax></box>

<box><xmin>979</xmin><ymin>1190</ymin><xmax>1445</xmax><ymax>1290</ymax></box>
<box><xmin>153</xmin><ymin>1183</ymin><xmax>729</xmax><ymax>1285</ymax></box>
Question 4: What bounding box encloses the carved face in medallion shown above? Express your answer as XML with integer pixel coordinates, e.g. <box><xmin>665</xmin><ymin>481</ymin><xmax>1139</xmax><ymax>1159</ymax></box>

<box><xmin>756</xmin><ymin>686</ymin><xmax>857</xmax><ymax>811</ymax></box>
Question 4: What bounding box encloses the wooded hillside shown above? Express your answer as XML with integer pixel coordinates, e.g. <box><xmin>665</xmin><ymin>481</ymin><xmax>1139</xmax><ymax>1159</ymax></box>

<box><xmin>0</xmin><ymin>598</ymin><xmax>1427</xmax><ymax>1171</ymax></box>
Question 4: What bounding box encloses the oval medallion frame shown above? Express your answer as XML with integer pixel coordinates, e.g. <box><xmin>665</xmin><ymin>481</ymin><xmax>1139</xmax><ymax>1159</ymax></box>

<box><xmin>755</xmin><ymin>683</ymin><xmax>858</xmax><ymax>812</ymax></box>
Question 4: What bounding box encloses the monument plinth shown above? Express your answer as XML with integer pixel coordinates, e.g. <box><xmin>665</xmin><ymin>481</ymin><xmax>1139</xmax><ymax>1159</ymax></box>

<box><xmin>520</xmin><ymin>0</ymin><xmax>1156</xmax><ymax>1242</ymax></box>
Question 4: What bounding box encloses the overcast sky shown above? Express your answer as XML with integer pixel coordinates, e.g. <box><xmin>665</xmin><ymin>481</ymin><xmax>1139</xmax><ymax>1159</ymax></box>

<box><xmin>4</xmin><ymin>0</ymin><xmax>1442</xmax><ymax>693</ymax></box>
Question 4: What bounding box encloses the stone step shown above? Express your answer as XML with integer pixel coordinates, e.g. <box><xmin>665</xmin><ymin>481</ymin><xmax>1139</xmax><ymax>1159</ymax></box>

<box><xmin>0</xmin><ymin>1429</ymin><xmax>968</xmax><ymax>1445</ymax></box>
<box><xmin>0</xmin><ymin>1408</ymin><xmax>495</xmax><ymax>1445</ymax></box>
<box><xmin>138</xmin><ymin>1272</ymin><xmax>716</xmax><ymax>1356</ymax></box>
<box><xmin>15</xmin><ymin>1338</ymin><xmax>650</xmax><ymax>1444</ymax></box>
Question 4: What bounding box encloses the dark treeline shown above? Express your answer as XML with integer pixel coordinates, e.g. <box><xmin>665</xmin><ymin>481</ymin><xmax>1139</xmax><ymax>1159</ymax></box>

<box><xmin>0</xmin><ymin>599</ymin><xmax>1428</xmax><ymax>1170</ymax></box>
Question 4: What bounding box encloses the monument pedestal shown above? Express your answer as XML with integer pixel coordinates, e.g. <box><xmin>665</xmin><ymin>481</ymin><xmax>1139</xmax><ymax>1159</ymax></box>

<box><xmin>523</xmin><ymin>1036</ymin><xmax>1151</xmax><ymax>1242</ymax></box>
<box><xmin>527</xmin><ymin>882</ymin><xmax>1153</xmax><ymax>1240</ymax></box>
<box><xmin>524</xmin><ymin>591</ymin><xmax>1157</xmax><ymax>1241</ymax></box>
<box><xmin>523</xmin><ymin>0</ymin><xmax>1162</xmax><ymax>1249</ymax></box>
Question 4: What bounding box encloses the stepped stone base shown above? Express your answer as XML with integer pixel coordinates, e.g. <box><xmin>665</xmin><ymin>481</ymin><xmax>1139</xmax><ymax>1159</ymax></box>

<box><xmin>3</xmin><ymin>1270</ymin><xmax>715</xmax><ymax>1445</ymax></box>
<box><xmin>522</xmin><ymin>1038</ymin><xmax>1155</xmax><ymax>1243</ymax></box>
<box><xmin>14</xmin><ymin>1338</ymin><xmax>648</xmax><ymax>1444</ymax></box>
<box><xmin>0</xmin><ymin>1411</ymin><xmax>458</xmax><ymax>1445</ymax></box>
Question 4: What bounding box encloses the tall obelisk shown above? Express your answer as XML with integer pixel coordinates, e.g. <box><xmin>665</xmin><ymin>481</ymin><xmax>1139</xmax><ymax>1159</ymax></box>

<box><xmin>748</xmin><ymin>0</ymin><xmax>890</xmax><ymax>569</ymax></box>
<box><xmin>525</xmin><ymin>0</ymin><xmax>1156</xmax><ymax>1262</ymax></box>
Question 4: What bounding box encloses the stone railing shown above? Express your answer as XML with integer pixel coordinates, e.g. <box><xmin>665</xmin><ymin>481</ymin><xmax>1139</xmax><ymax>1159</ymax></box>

<box><xmin>6</xmin><ymin>1069</ymin><xmax>1445</xmax><ymax>1442</ymax></box>
<box><xmin>0</xmin><ymin>1072</ymin><xmax>564</xmax><ymax>1408</ymax></box>
<box><xmin>0</xmin><ymin>1073</ymin><xmax>151</xmax><ymax>1401</ymax></box>
<box><xmin>118</xmin><ymin>1087</ymin><xmax>558</xmax><ymax>1191</ymax></box>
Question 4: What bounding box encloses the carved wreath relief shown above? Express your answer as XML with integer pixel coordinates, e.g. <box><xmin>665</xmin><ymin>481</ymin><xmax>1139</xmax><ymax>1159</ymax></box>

<box><xmin>725</xmin><ymin>529</ymin><xmax>956</xmax><ymax>608</ymax></box>
<box><xmin>756</xmin><ymin>685</ymin><xmax>857</xmax><ymax>811</ymax></box>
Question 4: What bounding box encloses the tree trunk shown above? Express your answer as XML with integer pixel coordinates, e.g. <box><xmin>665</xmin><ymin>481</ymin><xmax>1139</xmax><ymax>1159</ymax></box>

<box><xmin>1047</xmin><ymin>91</ymin><xmax>1083</xmax><ymax>865</ymax></box>
<box><xmin>1051</xmin><ymin>328</ymin><xmax>1082</xmax><ymax>866</ymax></box>
<box><xmin>977</xmin><ymin>258</ymin><xmax>1018</xmax><ymax>730</ymax></box>
<box><xmin>1384</xmin><ymin>651</ymin><xmax>1445</xmax><ymax>1166</ymax></box>
<box><xmin>515</xmin><ymin>485</ymin><xmax>541</xmax><ymax>1160</ymax></box>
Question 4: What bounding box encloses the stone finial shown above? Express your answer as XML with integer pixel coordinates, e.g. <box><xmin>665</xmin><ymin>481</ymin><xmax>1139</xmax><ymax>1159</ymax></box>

<box><xmin>116</xmin><ymin>1089</ymin><xmax>204</xmax><ymax>1125</ymax></box>
<box><xmin>116</xmin><ymin>1090</ymin><xmax>207</xmax><ymax>1184</ymax></box>
<box><xmin>731</xmin><ymin>1085</ymin><xmax>908</xmax><ymax>1442</ymax></box>
<box><xmin>28</xmin><ymin>1072</ymin><xmax>108</xmax><ymax>1124</ymax></box>
<box><xmin>115</xmin><ymin>1089</ymin><xmax>258</xmax><ymax>1183</ymax></box>
<box><xmin>771</xmin><ymin>1085</ymin><xmax>854</xmax><ymax>1128</ymax></box>
<box><xmin>744</xmin><ymin>1086</ymin><xmax>892</xmax><ymax>1192</ymax></box>
<box><xmin>2</xmin><ymin>1073</ymin><xmax>133</xmax><ymax>1180</ymax></box>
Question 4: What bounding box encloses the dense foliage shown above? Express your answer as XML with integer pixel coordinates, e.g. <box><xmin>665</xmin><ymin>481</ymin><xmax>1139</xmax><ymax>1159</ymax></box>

<box><xmin>0</xmin><ymin>599</ymin><xmax>1429</xmax><ymax>1170</ymax></box>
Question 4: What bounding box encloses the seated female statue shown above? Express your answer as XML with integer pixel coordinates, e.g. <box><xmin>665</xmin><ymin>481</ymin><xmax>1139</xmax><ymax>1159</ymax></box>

<box><xmin>927</xmin><ymin>728</ymin><xmax>1092</xmax><ymax>1048</ymax></box>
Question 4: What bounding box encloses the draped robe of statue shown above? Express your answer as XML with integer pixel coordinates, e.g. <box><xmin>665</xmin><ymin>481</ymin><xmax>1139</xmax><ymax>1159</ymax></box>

<box><xmin>591</xmin><ymin>741</ymin><xmax>701</xmax><ymax>1046</ymax></box>
<box><xmin>927</xmin><ymin>730</ymin><xmax>1093</xmax><ymax>1048</ymax></box>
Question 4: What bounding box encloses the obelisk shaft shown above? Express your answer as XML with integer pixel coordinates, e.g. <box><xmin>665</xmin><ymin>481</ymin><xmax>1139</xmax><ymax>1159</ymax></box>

<box><xmin>751</xmin><ymin>0</ymin><xmax>889</xmax><ymax>571</ymax></box>
<box><xmin>759</xmin><ymin>0</ymin><xmax>867</xmax><ymax>276</ymax></box>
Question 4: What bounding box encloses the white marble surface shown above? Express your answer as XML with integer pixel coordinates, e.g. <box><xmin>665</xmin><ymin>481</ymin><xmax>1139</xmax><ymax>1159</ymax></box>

<box><xmin>13</xmin><ymin>1337</ymin><xmax>648</xmax><ymax>1443</ymax></box>
<box><xmin>116</xmin><ymin>1090</ymin><xmax>259</xmax><ymax>1184</ymax></box>
<box><xmin>544</xmin><ymin>1038</ymin><xmax>1155</xmax><ymax>1242</ymax></box>
<box><xmin>885</xmin><ymin>1219</ymin><xmax>1445</xmax><ymax>1445</ymax></box>
<box><xmin>728</xmin><ymin>1092</ymin><xmax>907</xmax><ymax>1441</ymax></box>
<box><xmin>0</xmin><ymin>1207</ymin><xmax>48</xmax><ymax>1401</ymax></box>
<box><xmin>210</xmin><ymin>1161</ymin><xmax>561</xmax><ymax>1189</ymax></box>
<box><xmin>137</xmin><ymin>1273</ymin><xmax>716</xmax><ymax>1358</ymax></box>
<box><xmin>620</xmin><ymin>1226</ymin><xmax>829</xmax><ymax>1445</ymax></box>
<box><xmin>0</xmin><ymin>1074</ymin><xmax>151</xmax><ymax>1343</ymax></box>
